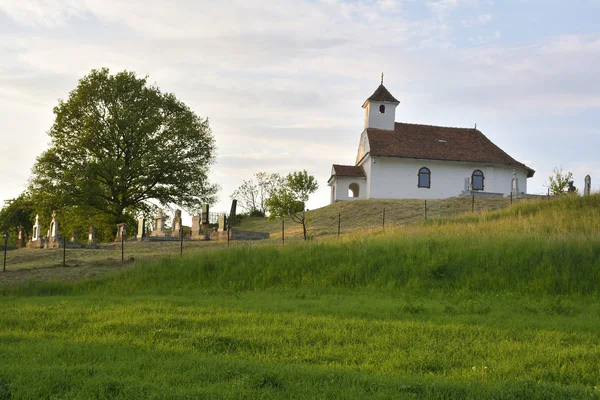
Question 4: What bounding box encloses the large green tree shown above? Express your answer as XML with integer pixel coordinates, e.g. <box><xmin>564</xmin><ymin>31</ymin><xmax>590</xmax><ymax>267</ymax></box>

<box><xmin>265</xmin><ymin>170</ymin><xmax>318</xmax><ymax>240</ymax></box>
<box><xmin>30</xmin><ymin>68</ymin><xmax>217</xmax><ymax>222</ymax></box>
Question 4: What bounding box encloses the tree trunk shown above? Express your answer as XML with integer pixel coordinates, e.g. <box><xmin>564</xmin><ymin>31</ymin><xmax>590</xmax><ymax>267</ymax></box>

<box><xmin>302</xmin><ymin>210</ymin><xmax>307</xmax><ymax>241</ymax></box>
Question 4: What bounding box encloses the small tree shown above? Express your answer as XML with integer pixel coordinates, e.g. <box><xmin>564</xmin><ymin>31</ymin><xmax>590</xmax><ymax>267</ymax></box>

<box><xmin>231</xmin><ymin>172</ymin><xmax>282</xmax><ymax>215</ymax></box>
<box><xmin>265</xmin><ymin>170</ymin><xmax>318</xmax><ymax>240</ymax></box>
<box><xmin>547</xmin><ymin>166</ymin><xmax>574</xmax><ymax>195</ymax></box>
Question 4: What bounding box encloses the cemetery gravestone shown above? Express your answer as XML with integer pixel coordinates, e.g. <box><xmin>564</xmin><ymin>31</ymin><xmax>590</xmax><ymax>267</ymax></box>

<box><xmin>27</xmin><ymin>215</ymin><xmax>43</xmax><ymax>248</ymax></box>
<box><xmin>116</xmin><ymin>223</ymin><xmax>127</xmax><ymax>242</ymax></box>
<box><xmin>45</xmin><ymin>211</ymin><xmax>62</xmax><ymax>248</ymax></box>
<box><xmin>584</xmin><ymin>175</ymin><xmax>591</xmax><ymax>196</ymax></box>
<box><xmin>152</xmin><ymin>210</ymin><xmax>166</xmax><ymax>237</ymax></box>
<box><xmin>16</xmin><ymin>228</ymin><xmax>24</xmax><ymax>249</ymax></box>
<box><xmin>218</xmin><ymin>215</ymin><xmax>227</xmax><ymax>232</ymax></box>
<box><xmin>230</xmin><ymin>199</ymin><xmax>238</xmax><ymax>218</ymax></box>
<box><xmin>511</xmin><ymin>170</ymin><xmax>519</xmax><ymax>196</ymax></box>
<box><xmin>137</xmin><ymin>217</ymin><xmax>146</xmax><ymax>240</ymax></box>
<box><xmin>172</xmin><ymin>210</ymin><xmax>182</xmax><ymax>236</ymax></box>
<box><xmin>87</xmin><ymin>225</ymin><xmax>97</xmax><ymax>247</ymax></box>
<box><xmin>201</xmin><ymin>204</ymin><xmax>210</xmax><ymax>233</ymax></box>
<box><xmin>191</xmin><ymin>216</ymin><xmax>203</xmax><ymax>240</ymax></box>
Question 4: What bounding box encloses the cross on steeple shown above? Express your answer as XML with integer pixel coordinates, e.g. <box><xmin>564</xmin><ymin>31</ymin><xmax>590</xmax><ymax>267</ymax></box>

<box><xmin>381</xmin><ymin>72</ymin><xmax>384</xmax><ymax>84</ymax></box>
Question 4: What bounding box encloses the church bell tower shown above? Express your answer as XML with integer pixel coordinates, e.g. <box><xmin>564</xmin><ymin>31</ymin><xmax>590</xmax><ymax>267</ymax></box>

<box><xmin>362</xmin><ymin>75</ymin><xmax>400</xmax><ymax>131</ymax></box>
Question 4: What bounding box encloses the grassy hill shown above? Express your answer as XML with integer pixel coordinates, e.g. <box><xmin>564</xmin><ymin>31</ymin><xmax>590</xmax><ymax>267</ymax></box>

<box><xmin>0</xmin><ymin>195</ymin><xmax>599</xmax><ymax>399</ymax></box>
<box><xmin>236</xmin><ymin>196</ymin><xmax>513</xmax><ymax>238</ymax></box>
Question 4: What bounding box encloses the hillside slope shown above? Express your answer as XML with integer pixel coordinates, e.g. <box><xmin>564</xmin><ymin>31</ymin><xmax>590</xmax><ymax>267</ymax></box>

<box><xmin>1</xmin><ymin>195</ymin><xmax>599</xmax><ymax>399</ymax></box>
<box><xmin>236</xmin><ymin>196</ymin><xmax>513</xmax><ymax>238</ymax></box>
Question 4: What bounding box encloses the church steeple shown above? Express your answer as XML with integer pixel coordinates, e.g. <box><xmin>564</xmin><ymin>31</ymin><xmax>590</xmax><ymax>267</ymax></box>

<box><xmin>362</xmin><ymin>78</ymin><xmax>399</xmax><ymax>130</ymax></box>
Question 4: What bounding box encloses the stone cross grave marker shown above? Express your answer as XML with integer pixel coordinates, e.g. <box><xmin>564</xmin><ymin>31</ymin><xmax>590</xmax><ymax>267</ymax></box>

<box><xmin>115</xmin><ymin>223</ymin><xmax>127</xmax><ymax>242</ymax></box>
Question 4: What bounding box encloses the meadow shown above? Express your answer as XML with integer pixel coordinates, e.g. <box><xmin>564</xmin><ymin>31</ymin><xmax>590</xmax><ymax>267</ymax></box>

<box><xmin>0</xmin><ymin>194</ymin><xmax>599</xmax><ymax>399</ymax></box>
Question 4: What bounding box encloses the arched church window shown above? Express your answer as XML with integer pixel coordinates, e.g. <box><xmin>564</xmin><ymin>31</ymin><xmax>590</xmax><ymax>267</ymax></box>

<box><xmin>348</xmin><ymin>183</ymin><xmax>360</xmax><ymax>198</ymax></box>
<box><xmin>472</xmin><ymin>170</ymin><xmax>484</xmax><ymax>191</ymax></box>
<box><xmin>379</xmin><ymin>104</ymin><xmax>386</xmax><ymax>114</ymax></box>
<box><xmin>418</xmin><ymin>167</ymin><xmax>430</xmax><ymax>188</ymax></box>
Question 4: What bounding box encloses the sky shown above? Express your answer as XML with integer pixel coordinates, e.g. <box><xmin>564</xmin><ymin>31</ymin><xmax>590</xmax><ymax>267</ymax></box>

<box><xmin>1</xmin><ymin>0</ymin><xmax>599</xmax><ymax>217</ymax></box>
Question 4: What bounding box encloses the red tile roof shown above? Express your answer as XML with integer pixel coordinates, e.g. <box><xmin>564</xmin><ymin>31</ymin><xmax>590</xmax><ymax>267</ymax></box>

<box><xmin>332</xmin><ymin>164</ymin><xmax>366</xmax><ymax>178</ymax></box>
<box><xmin>365</xmin><ymin>123</ymin><xmax>535</xmax><ymax>177</ymax></box>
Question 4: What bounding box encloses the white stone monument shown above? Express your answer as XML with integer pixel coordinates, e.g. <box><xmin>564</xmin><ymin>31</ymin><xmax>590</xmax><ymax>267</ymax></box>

<box><xmin>32</xmin><ymin>214</ymin><xmax>40</xmax><ymax>241</ymax></box>
<box><xmin>49</xmin><ymin>211</ymin><xmax>59</xmax><ymax>240</ymax></box>
<box><xmin>511</xmin><ymin>170</ymin><xmax>519</xmax><ymax>196</ymax></box>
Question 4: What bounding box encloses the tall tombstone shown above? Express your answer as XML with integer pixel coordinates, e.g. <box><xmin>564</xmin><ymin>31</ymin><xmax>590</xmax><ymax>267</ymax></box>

<box><xmin>152</xmin><ymin>210</ymin><xmax>166</xmax><ymax>237</ymax></box>
<box><xmin>32</xmin><ymin>214</ymin><xmax>40</xmax><ymax>241</ymax></box>
<box><xmin>115</xmin><ymin>223</ymin><xmax>127</xmax><ymax>242</ymax></box>
<box><xmin>229</xmin><ymin>199</ymin><xmax>238</xmax><ymax>219</ymax></box>
<box><xmin>27</xmin><ymin>214</ymin><xmax>44</xmax><ymax>249</ymax></box>
<box><xmin>191</xmin><ymin>216</ymin><xmax>202</xmax><ymax>240</ymax></box>
<box><xmin>218</xmin><ymin>215</ymin><xmax>227</xmax><ymax>232</ymax></box>
<box><xmin>511</xmin><ymin>170</ymin><xmax>519</xmax><ymax>196</ymax></box>
<box><xmin>88</xmin><ymin>225</ymin><xmax>96</xmax><ymax>246</ymax></box>
<box><xmin>16</xmin><ymin>228</ymin><xmax>24</xmax><ymax>249</ymax></box>
<box><xmin>137</xmin><ymin>217</ymin><xmax>146</xmax><ymax>240</ymax></box>
<box><xmin>584</xmin><ymin>175</ymin><xmax>591</xmax><ymax>196</ymax></box>
<box><xmin>172</xmin><ymin>210</ymin><xmax>182</xmax><ymax>236</ymax></box>
<box><xmin>201</xmin><ymin>204</ymin><xmax>210</xmax><ymax>233</ymax></box>
<box><xmin>201</xmin><ymin>204</ymin><xmax>210</xmax><ymax>224</ymax></box>
<box><xmin>49</xmin><ymin>211</ymin><xmax>59</xmax><ymax>240</ymax></box>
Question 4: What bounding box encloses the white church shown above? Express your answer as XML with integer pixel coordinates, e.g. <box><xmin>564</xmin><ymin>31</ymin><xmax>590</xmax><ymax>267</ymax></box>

<box><xmin>328</xmin><ymin>82</ymin><xmax>534</xmax><ymax>203</ymax></box>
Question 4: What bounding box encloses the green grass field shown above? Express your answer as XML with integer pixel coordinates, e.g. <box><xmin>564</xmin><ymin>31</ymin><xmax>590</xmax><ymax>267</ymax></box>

<box><xmin>1</xmin><ymin>195</ymin><xmax>600</xmax><ymax>399</ymax></box>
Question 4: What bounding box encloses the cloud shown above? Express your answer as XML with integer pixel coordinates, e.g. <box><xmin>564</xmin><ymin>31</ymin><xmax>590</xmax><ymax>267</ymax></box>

<box><xmin>478</xmin><ymin>13</ymin><xmax>492</xmax><ymax>24</ymax></box>
<box><xmin>0</xmin><ymin>1</ymin><xmax>599</xmax><ymax>210</ymax></box>
<box><xmin>0</xmin><ymin>0</ymin><xmax>85</xmax><ymax>28</ymax></box>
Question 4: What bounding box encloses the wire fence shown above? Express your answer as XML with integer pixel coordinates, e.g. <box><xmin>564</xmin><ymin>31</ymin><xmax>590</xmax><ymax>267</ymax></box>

<box><xmin>1</xmin><ymin>193</ymin><xmax>558</xmax><ymax>282</ymax></box>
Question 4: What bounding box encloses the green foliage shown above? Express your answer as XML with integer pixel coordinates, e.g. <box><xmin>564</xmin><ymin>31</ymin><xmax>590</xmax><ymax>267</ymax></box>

<box><xmin>0</xmin><ymin>193</ymin><xmax>34</xmax><ymax>236</ymax></box>
<box><xmin>548</xmin><ymin>166</ymin><xmax>574</xmax><ymax>195</ymax></box>
<box><xmin>266</xmin><ymin>170</ymin><xmax>318</xmax><ymax>240</ymax></box>
<box><xmin>231</xmin><ymin>172</ymin><xmax>282</xmax><ymax>214</ymax></box>
<box><xmin>29</xmin><ymin>68</ymin><xmax>217</xmax><ymax>222</ymax></box>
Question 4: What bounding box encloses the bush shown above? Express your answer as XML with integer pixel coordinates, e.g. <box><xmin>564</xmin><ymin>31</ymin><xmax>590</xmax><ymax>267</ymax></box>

<box><xmin>249</xmin><ymin>209</ymin><xmax>266</xmax><ymax>217</ymax></box>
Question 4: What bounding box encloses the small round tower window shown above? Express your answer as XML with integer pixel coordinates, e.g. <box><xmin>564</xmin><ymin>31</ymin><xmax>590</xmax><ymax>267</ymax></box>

<box><xmin>379</xmin><ymin>104</ymin><xmax>386</xmax><ymax>113</ymax></box>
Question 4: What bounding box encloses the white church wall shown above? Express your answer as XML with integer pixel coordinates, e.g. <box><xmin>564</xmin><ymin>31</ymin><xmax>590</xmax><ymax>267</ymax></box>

<box><xmin>359</xmin><ymin>157</ymin><xmax>372</xmax><ymax>199</ymax></box>
<box><xmin>368</xmin><ymin>157</ymin><xmax>528</xmax><ymax>199</ymax></box>
<box><xmin>331</xmin><ymin>177</ymin><xmax>367</xmax><ymax>202</ymax></box>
